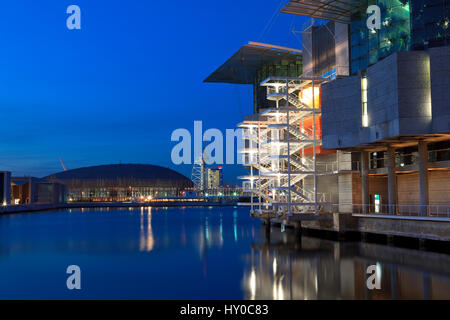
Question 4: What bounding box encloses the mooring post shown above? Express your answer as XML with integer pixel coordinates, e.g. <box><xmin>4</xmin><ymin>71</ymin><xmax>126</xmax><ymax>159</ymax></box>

<box><xmin>387</xmin><ymin>234</ymin><xmax>395</xmax><ymax>246</ymax></box>
<box><xmin>419</xmin><ymin>238</ymin><xmax>426</xmax><ymax>250</ymax></box>
<box><xmin>361</xmin><ymin>232</ymin><xmax>368</xmax><ymax>242</ymax></box>
<box><xmin>337</xmin><ymin>232</ymin><xmax>346</xmax><ymax>241</ymax></box>
<box><xmin>294</xmin><ymin>222</ymin><xmax>302</xmax><ymax>243</ymax></box>
<box><xmin>265</xmin><ymin>218</ymin><xmax>271</xmax><ymax>241</ymax></box>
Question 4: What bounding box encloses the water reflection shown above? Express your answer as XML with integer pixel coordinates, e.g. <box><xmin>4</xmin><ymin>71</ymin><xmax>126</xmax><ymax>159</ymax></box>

<box><xmin>0</xmin><ymin>206</ymin><xmax>449</xmax><ymax>299</ymax></box>
<box><xmin>243</xmin><ymin>229</ymin><xmax>450</xmax><ymax>300</ymax></box>
<box><xmin>233</xmin><ymin>210</ymin><xmax>238</xmax><ymax>242</ymax></box>
<box><xmin>139</xmin><ymin>207</ymin><xmax>154</xmax><ymax>252</ymax></box>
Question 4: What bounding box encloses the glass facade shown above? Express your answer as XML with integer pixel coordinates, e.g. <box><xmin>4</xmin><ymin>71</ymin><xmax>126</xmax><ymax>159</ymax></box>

<box><xmin>369</xmin><ymin>141</ymin><xmax>450</xmax><ymax>170</ymax></box>
<box><xmin>253</xmin><ymin>58</ymin><xmax>302</xmax><ymax>113</ymax></box>
<box><xmin>411</xmin><ymin>0</ymin><xmax>450</xmax><ymax>49</ymax></box>
<box><xmin>311</xmin><ymin>22</ymin><xmax>337</xmax><ymax>76</ymax></box>
<box><xmin>68</xmin><ymin>186</ymin><xmax>182</xmax><ymax>202</ymax></box>
<box><xmin>351</xmin><ymin>0</ymin><xmax>450</xmax><ymax>74</ymax></box>
<box><xmin>351</xmin><ymin>0</ymin><xmax>411</xmax><ymax>74</ymax></box>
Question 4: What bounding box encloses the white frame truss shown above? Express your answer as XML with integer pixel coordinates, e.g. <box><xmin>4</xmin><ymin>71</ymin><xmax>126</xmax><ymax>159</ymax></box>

<box><xmin>239</xmin><ymin>76</ymin><xmax>335</xmax><ymax>219</ymax></box>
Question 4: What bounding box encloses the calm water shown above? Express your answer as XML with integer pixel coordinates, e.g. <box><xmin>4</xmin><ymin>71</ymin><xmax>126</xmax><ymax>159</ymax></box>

<box><xmin>0</xmin><ymin>206</ymin><xmax>449</xmax><ymax>299</ymax></box>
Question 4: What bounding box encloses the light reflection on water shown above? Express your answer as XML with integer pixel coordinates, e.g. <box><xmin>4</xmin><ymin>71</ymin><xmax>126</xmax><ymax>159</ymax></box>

<box><xmin>0</xmin><ymin>206</ymin><xmax>448</xmax><ymax>299</ymax></box>
<box><xmin>139</xmin><ymin>207</ymin><xmax>154</xmax><ymax>252</ymax></box>
<box><xmin>243</xmin><ymin>228</ymin><xmax>450</xmax><ymax>300</ymax></box>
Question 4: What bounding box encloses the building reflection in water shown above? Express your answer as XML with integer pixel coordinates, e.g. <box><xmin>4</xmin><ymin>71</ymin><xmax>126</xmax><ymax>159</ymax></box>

<box><xmin>198</xmin><ymin>214</ymin><xmax>228</xmax><ymax>254</ymax></box>
<box><xmin>243</xmin><ymin>228</ymin><xmax>450</xmax><ymax>300</ymax></box>
<box><xmin>197</xmin><ymin>209</ymin><xmax>242</xmax><ymax>278</ymax></box>
<box><xmin>139</xmin><ymin>207</ymin><xmax>154</xmax><ymax>252</ymax></box>
<box><xmin>219</xmin><ymin>213</ymin><xmax>224</xmax><ymax>246</ymax></box>
<box><xmin>233</xmin><ymin>210</ymin><xmax>238</xmax><ymax>242</ymax></box>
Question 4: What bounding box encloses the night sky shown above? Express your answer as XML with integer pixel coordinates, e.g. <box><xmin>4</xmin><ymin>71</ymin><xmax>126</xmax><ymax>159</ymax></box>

<box><xmin>0</xmin><ymin>0</ymin><xmax>308</xmax><ymax>184</ymax></box>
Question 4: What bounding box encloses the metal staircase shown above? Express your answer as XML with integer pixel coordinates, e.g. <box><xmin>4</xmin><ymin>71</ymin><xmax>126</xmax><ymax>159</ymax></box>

<box><xmin>239</xmin><ymin>76</ymin><xmax>333</xmax><ymax>219</ymax></box>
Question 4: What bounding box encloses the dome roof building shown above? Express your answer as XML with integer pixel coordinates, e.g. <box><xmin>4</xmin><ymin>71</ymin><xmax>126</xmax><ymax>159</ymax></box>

<box><xmin>46</xmin><ymin>164</ymin><xmax>192</xmax><ymax>202</ymax></box>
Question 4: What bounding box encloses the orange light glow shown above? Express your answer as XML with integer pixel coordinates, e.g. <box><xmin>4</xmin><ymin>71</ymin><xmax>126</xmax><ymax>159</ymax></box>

<box><xmin>300</xmin><ymin>87</ymin><xmax>321</xmax><ymax>109</ymax></box>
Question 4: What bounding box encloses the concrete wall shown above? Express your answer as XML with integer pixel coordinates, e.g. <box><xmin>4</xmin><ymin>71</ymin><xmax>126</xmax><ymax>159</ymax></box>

<box><xmin>430</xmin><ymin>45</ymin><xmax>450</xmax><ymax>133</ymax></box>
<box><xmin>321</xmin><ymin>75</ymin><xmax>361</xmax><ymax>148</ymax></box>
<box><xmin>395</xmin><ymin>51</ymin><xmax>432</xmax><ymax>135</ymax></box>
<box><xmin>318</xmin><ymin>153</ymin><xmax>339</xmax><ymax>205</ymax></box>
<box><xmin>322</xmin><ymin>49</ymin><xmax>437</xmax><ymax>149</ymax></box>
<box><xmin>365</xmin><ymin>53</ymin><xmax>400</xmax><ymax>142</ymax></box>
<box><xmin>319</xmin><ymin>174</ymin><xmax>339</xmax><ymax>205</ymax></box>
<box><xmin>355</xmin><ymin>215</ymin><xmax>450</xmax><ymax>241</ymax></box>
<box><xmin>297</xmin><ymin>211</ymin><xmax>450</xmax><ymax>242</ymax></box>
<box><xmin>303</xmin><ymin>174</ymin><xmax>339</xmax><ymax>205</ymax></box>
<box><xmin>338</xmin><ymin>174</ymin><xmax>353</xmax><ymax>213</ymax></box>
<box><xmin>301</xmin><ymin>153</ymin><xmax>340</xmax><ymax>206</ymax></box>
<box><xmin>360</xmin><ymin>55</ymin><xmax>399</xmax><ymax>141</ymax></box>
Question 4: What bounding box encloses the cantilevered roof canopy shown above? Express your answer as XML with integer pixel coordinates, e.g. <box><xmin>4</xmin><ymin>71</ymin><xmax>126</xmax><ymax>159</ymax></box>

<box><xmin>204</xmin><ymin>42</ymin><xmax>302</xmax><ymax>85</ymax></box>
<box><xmin>281</xmin><ymin>0</ymin><xmax>364</xmax><ymax>24</ymax></box>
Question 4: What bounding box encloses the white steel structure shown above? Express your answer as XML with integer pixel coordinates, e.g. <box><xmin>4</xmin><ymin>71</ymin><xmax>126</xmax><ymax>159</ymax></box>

<box><xmin>239</xmin><ymin>76</ymin><xmax>336</xmax><ymax>220</ymax></box>
<box><xmin>191</xmin><ymin>156</ymin><xmax>206</xmax><ymax>192</ymax></box>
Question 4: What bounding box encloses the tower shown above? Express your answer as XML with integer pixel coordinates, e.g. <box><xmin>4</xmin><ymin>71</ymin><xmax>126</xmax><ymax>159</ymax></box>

<box><xmin>191</xmin><ymin>155</ymin><xmax>206</xmax><ymax>192</ymax></box>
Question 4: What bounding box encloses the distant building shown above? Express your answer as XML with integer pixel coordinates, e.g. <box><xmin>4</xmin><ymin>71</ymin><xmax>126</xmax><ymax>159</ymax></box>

<box><xmin>207</xmin><ymin>167</ymin><xmax>223</xmax><ymax>189</ymax></box>
<box><xmin>46</xmin><ymin>164</ymin><xmax>193</xmax><ymax>202</ymax></box>
<box><xmin>0</xmin><ymin>171</ymin><xmax>11</xmax><ymax>205</ymax></box>
<box><xmin>11</xmin><ymin>177</ymin><xmax>66</xmax><ymax>205</ymax></box>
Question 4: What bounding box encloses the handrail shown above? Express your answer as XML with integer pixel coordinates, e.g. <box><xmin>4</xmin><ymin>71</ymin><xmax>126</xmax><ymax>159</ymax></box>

<box><xmin>350</xmin><ymin>204</ymin><xmax>450</xmax><ymax>218</ymax></box>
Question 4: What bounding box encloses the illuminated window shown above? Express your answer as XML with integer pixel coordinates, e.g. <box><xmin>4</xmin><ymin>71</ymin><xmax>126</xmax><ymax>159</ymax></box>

<box><xmin>361</xmin><ymin>73</ymin><xmax>369</xmax><ymax>127</ymax></box>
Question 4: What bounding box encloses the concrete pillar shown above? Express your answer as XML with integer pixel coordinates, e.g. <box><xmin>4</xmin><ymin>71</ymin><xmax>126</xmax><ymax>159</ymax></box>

<box><xmin>390</xmin><ymin>265</ymin><xmax>398</xmax><ymax>300</ymax></box>
<box><xmin>387</xmin><ymin>234</ymin><xmax>395</xmax><ymax>245</ymax></box>
<box><xmin>361</xmin><ymin>151</ymin><xmax>370</xmax><ymax>214</ymax></box>
<box><xmin>294</xmin><ymin>222</ymin><xmax>302</xmax><ymax>244</ymax></box>
<box><xmin>386</xmin><ymin>147</ymin><xmax>398</xmax><ymax>215</ymax></box>
<box><xmin>423</xmin><ymin>273</ymin><xmax>432</xmax><ymax>300</ymax></box>
<box><xmin>265</xmin><ymin>219</ymin><xmax>271</xmax><ymax>241</ymax></box>
<box><xmin>418</xmin><ymin>141</ymin><xmax>430</xmax><ymax>217</ymax></box>
<box><xmin>419</xmin><ymin>238</ymin><xmax>427</xmax><ymax>250</ymax></box>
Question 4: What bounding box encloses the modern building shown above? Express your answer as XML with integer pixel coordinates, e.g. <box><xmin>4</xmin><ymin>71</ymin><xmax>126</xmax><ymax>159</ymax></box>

<box><xmin>191</xmin><ymin>158</ymin><xmax>239</xmax><ymax>197</ymax></box>
<box><xmin>282</xmin><ymin>0</ymin><xmax>450</xmax><ymax>216</ymax></box>
<box><xmin>207</xmin><ymin>1</ymin><xmax>450</xmax><ymax>221</ymax></box>
<box><xmin>46</xmin><ymin>164</ymin><xmax>193</xmax><ymax>202</ymax></box>
<box><xmin>207</xmin><ymin>166</ymin><xmax>223</xmax><ymax>189</ymax></box>
<box><xmin>11</xmin><ymin>177</ymin><xmax>67</xmax><ymax>205</ymax></box>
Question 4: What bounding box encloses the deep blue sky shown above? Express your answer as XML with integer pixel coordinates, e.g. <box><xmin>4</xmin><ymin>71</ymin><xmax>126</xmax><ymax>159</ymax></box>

<box><xmin>0</xmin><ymin>0</ymin><xmax>307</xmax><ymax>184</ymax></box>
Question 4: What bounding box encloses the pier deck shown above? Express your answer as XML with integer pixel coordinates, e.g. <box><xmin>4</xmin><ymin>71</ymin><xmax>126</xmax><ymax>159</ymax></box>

<box><xmin>260</xmin><ymin>211</ymin><xmax>450</xmax><ymax>243</ymax></box>
<box><xmin>251</xmin><ymin>210</ymin><xmax>333</xmax><ymax>222</ymax></box>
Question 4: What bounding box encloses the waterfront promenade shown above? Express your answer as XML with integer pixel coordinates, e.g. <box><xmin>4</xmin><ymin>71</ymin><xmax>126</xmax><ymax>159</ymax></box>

<box><xmin>0</xmin><ymin>201</ymin><xmax>237</xmax><ymax>215</ymax></box>
<box><xmin>258</xmin><ymin>210</ymin><xmax>450</xmax><ymax>245</ymax></box>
